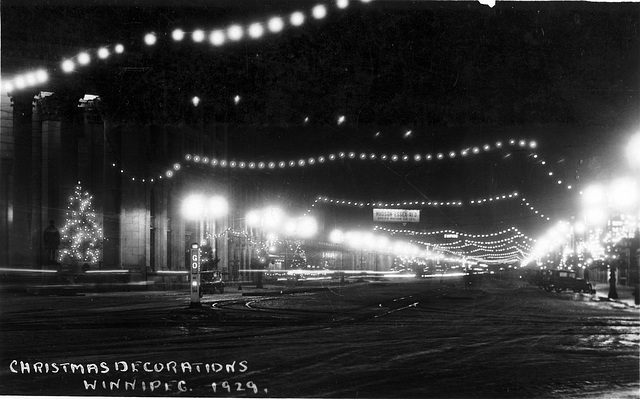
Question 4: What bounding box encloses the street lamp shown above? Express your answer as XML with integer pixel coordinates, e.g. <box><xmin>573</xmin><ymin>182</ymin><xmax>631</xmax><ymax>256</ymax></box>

<box><xmin>581</xmin><ymin>177</ymin><xmax>639</xmax><ymax>299</ymax></box>
<box><xmin>182</xmin><ymin>194</ymin><xmax>228</xmax><ymax>306</ymax></box>
<box><xmin>626</xmin><ymin>132</ymin><xmax>640</xmax><ymax>170</ymax></box>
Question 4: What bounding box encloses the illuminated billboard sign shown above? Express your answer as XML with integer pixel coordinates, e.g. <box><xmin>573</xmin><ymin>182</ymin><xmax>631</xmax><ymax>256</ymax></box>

<box><xmin>373</xmin><ymin>209</ymin><xmax>420</xmax><ymax>223</ymax></box>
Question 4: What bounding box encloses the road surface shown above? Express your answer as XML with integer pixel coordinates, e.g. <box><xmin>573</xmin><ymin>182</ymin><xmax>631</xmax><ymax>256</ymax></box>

<box><xmin>1</xmin><ymin>277</ymin><xmax>638</xmax><ymax>398</ymax></box>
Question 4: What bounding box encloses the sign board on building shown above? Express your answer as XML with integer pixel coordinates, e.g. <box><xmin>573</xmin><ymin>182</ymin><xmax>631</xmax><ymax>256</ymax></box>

<box><xmin>373</xmin><ymin>209</ymin><xmax>420</xmax><ymax>223</ymax></box>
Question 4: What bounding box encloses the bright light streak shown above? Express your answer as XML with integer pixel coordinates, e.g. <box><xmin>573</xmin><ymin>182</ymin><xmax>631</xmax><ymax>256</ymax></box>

<box><xmin>584</xmin><ymin>207</ymin><xmax>607</xmax><ymax>226</ymax></box>
<box><xmin>0</xmin><ymin>267</ymin><xmax>57</xmax><ymax>273</ymax></box>
<box><xmin>3</xmin><ymin>81</ymin><xmax>14</xmax><ymax>93</ymax></box>
<box><xmin>329</xmin><ymin>229</ymin><xmax>344</xmax><ymax>243</ymax></box>
<box><xmin>582</xmin><ymin>184</ymin><xmax>606</xmax><ymax>207</ymax></box>
<box><xmin>382</xmin><ymin>274</ymin><xmax>417</xmax><ymax>279</ymax></box>
<box><xmin>375</xmin><ymin>235</ymin><xmax>390</xmax><ymax>249</ymax></box>
<box><xmin>284</xmin><ymin>220</ymin><xmax>297</xmax><ymax>236</ymax></box>
<box><xmin>609</xmin><ymin>177</ymin><xmax>639</xmax><ymax>211</ymax></box>
<box><xmin>297</xmin><ymin>215</ymin><xmax>318</xmax><ymax>238</ymax></box>
<box><xmin>421</xmin><ymin>272</ymin><xmax>466</xmax><ymax>278</ymax></box>
<box><xmin>208</xmin><ymin>196</ymin><xmax>228</xmax><ymax>218</ymax></box>
<box><xmin>246</xmin><ymin>210</ymin><xmax>261</xmax><ymax>226</ymax></box>
<box><xmin>24</xmin><ymin>73</ymin><xmax>37</xmax><ymax>86</ymax></box>
<box><xmin>182</xmin><ymin>194</ymin><xmax>205</xmax><ymax>220</ymax></box>
<box><xmin>627</xmin><ymin>133</ymin><xmax>640</xmax><ymax>169</ymax></box>
<box><xmin>361</xmin><ymin>232</ymin><xmax>375</xmax><ymax>250</ymax></box>
<box><xmin>86</xmin><ymin>270</ymin><xmax>130</xmax><ymax>274</ymax></box>
<box><xmin>263</xmin><ymin>206</ymin><xmax>285</xmax><ymax>231</ymax></box>
<box><xmin>33</xmin><ymin>70</ymin><xmax>49</xmax><ymax>84</ymax></box>
<box><xmin>155</xmin><ymin>270</ymin><xmax>188</xmax><ymax>275</ymax></box>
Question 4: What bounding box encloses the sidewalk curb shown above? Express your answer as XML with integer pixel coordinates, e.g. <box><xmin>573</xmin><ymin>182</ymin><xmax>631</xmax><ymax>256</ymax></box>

<box><xmin>594</xmin><ymin>295</ymin><xmax>640</xmax><ymax>310</ymax></box>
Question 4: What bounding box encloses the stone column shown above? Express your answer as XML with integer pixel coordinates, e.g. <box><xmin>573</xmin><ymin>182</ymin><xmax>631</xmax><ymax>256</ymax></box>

<box><xmin>11</xmin><ymin>93</ymin><xmax>36</xmax><ymax>266</ymax></box>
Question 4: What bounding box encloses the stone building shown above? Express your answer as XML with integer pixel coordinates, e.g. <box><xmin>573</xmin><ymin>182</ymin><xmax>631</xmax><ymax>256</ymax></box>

<box><xmin>0</xmin><ymin>90</ymin><xmax>270</xmax><ymax>284</ymax></box>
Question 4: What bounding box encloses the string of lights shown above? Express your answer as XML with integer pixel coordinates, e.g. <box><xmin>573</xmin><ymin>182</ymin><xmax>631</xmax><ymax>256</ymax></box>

<box><xmin>307</xmin><ymin>191</ymin><xmax>519</xmax><ymax>211</ymax></box>
<box><xmin>1</xmin><ymin>1</ymin><xmax>372</xmax><ymax>95</ymax></box>
<box><xmin>521</xmin><ymin>197</ymin><xmax>552</xmax><ymax>221</ymax></box>
<box><xmin>100</xmin><ymin>137</ymin><xmax>564</xmax><ymax>194</ymax></box>
<box><xmin>175</xmin><ymin>138</ymin><xmax>538</xmax><ymax>176</ymax></box>
<box><xmin>374</xmin><ymin>225</ymin><xmax>531</xmax><ymax>239</ymax></box>
<box><xmin>410</xmin><ymin>239</ymin><xmax>525</xmax><ymax>264</ymax></box>
<box><xmin>437</xmin><ymin>239</ymin><xmax>531</xmax><ymax>253</ymax></box>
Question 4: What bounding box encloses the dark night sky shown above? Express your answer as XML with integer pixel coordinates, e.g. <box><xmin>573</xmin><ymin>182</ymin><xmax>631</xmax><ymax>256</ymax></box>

<box><xmin>2</xmin><ymin>0</ymin><xmax>639</xmax><ymax>240</ymax></box>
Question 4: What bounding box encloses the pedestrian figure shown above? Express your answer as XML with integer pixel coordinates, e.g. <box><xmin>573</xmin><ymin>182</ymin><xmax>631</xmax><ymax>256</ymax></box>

<box><xmin>608</xmin><ymin>267</ymin><xmax>618</xmax><ymax>300</ymax></box>
<box><xmin>43</xmin><ymin>220</ymin><xmax>61</xmax><ymax>264</ymax></box>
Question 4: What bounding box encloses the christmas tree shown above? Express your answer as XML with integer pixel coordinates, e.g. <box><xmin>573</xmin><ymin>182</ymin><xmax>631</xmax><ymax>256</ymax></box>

<box><xmin>58</xmin><ymin>184</ymin><xmax>103</xmax><ymax>264</ymax></box>
<box><xmin>291</xmin><ymin>244</ymin><xmax>307</xmax><ymax>269</ymax></box>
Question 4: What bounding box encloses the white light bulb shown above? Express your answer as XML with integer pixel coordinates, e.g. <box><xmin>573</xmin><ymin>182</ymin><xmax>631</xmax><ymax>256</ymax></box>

<box><xmin>290</xmin><ymin>11</ymin><xmax>305</xmax><ymax>26</ymax></box>
<box><xmin>210</xmin><ymin>30</ymin><xmax>225</xmax><ymax>46</ymax></box>
<box><xmin>227</xmin><ymin>25</ymin><xmax>243</xmax><ymax>41</ymax></box>
<box><xmin>312</xmin><ymin>5</ymin><xmax>327</xmax><ymax>19</ymax></box>
<box><xmin>97</xmin><ymin>47</ymin><xmax>110</xmax><ymax>59</ymax></box>
<box><xmin>77</xmin><ymin>52</ymin><xmax>91</xmax><ymax>65</ymax></box>
<box><xmin>248</xmin><ymin>23</ymin><xmax>264</xmax><ymax>38</ymax></box>
<box><xmin>192</xmin><ymin>29</ymin><xmax>205</xmax><ymax>42</ymax></box>
<box><xmin>61</xmin><ymin>60</ymin><xmax>75</xmax><ymax>73</ymax></box>
<box><xmin>144</xmin><ymin>33</ymin><xmax>157</xmax><ymax>46</ymax></box>
<box><xmin>3</xmin><ymin>81</ymin><xmax>15</xmax><ymax>93</ymax></box>
<box><xmin>268</xmin><ymin>17</ymin><xmax>284</xmax><ymax>32</ymax></box>
<box><xmin>24</xmin><ymin>73</ymin><xmax>37</xmax><ymax>86</ymax></box>
<box><xmin>172</xmin><ymin>29</ymin><xmax>185</xmax><ymax>41</ymax></box>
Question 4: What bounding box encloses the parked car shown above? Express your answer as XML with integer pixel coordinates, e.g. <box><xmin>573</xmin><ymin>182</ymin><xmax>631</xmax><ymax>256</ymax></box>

<box><xmin>542</xmin><ymin>269</ymin><xmax>595</xmax><ymax>294</ymax></box>
<box><xmin>529</xmin><ymin>269</ymin><xmax>552</xmax><ymax>288</ymax></box>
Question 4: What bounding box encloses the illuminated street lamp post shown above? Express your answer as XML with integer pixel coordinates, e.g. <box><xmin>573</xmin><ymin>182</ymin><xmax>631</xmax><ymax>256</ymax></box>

<box><xmin>247</xmin><ymin>206</ymin><xmax>318</xmax><ymax>286</ymax></box>
<box><xmin>582</xmin><ymin>173</ymin><xmax>639</xmax><ymax>299</ymax></box>
<box><xmin>625</xmin><ymin>132</ymin><xmax>640</xmax><ymax>303</ymax></box>
<box><xmin>182</xmin><ymin>194</ymin><xmax>228</xmax><ymax>307</ymax></box>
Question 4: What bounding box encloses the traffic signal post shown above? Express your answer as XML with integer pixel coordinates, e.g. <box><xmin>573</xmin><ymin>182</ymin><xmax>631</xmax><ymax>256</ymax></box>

<box><xmin>189</xmin><ymin>242</ymin><xmax>201</xmax><ymax>308</ymax></box>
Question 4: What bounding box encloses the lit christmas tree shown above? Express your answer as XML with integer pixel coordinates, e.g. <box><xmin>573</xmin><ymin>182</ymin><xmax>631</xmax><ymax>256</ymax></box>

<box><xmin>291</xmin><ymin>245</ymin><xmax>307</xmax><ymax>269</ymax></box>
<box><xmin>58</xmin><ymin>184</ymin><xmax>103</xmax><ymax>264</ymax></box>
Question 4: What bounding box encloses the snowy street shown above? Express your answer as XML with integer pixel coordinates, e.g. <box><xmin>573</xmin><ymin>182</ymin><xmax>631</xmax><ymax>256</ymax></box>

<box><xmin>1</xmin><ymin>277</ymin><xmax>638</xmax><ymax>398</ymax></box>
